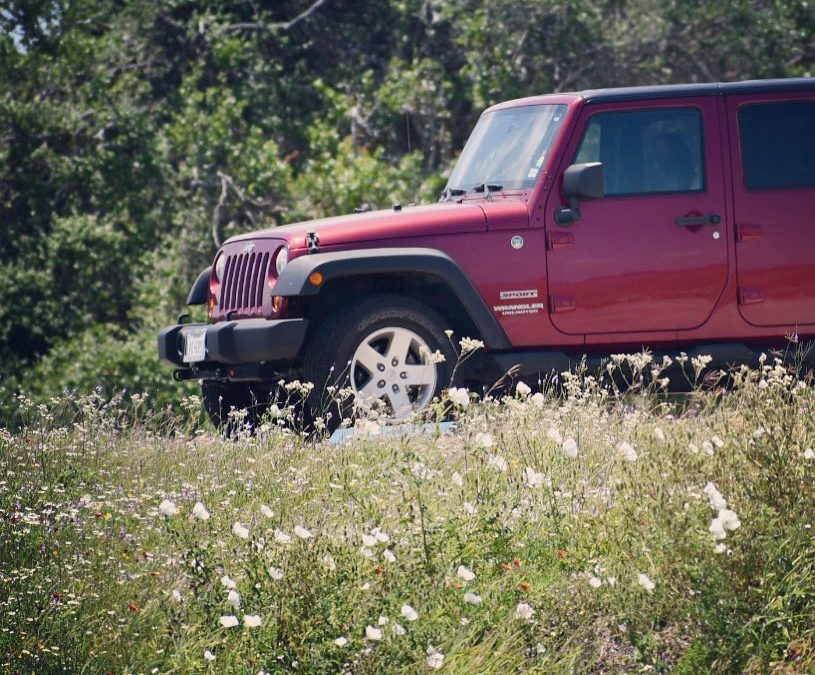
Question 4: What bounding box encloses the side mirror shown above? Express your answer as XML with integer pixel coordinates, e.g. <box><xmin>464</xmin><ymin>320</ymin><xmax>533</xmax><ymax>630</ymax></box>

<box><xmin>556</xmin><ymin>162</ymin><xmax>604</xmax><ymax>225</ymax></box>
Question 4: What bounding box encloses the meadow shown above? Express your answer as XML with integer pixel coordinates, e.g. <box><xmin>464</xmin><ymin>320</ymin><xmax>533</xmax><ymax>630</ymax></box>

<box><xmin>2</xmin><ymin>351</ymin><xmax>814</xmax><ymax>674</ymax></box>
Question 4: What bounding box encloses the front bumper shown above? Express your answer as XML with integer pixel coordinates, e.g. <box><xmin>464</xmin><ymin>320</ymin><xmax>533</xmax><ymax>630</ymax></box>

<box><xmin>158</xmin><ymin>318</ymin><xmax>308</xmax><ymax>370</ymax></box>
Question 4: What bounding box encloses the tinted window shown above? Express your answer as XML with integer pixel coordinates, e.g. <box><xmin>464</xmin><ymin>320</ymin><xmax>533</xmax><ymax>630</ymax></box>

<box><xmin>739</xmin><ymin>101</ymin><xmax>815</xmax><ymax>190</ymax></box>
<box><xmin>574</xmin><ymin>108</ymin><xmax>704</xmax><ymax>196</ymax></box>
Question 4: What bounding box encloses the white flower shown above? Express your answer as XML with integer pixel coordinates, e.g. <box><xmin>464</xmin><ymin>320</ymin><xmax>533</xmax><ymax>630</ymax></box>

<box><xmin>709</xmin><ymin>517</ymin><xmax>727</xmax><ymax>540</ymax></box>
<box><xmin>456</xmin><ymin>565</ymin><xmax>475</xmax><ymax>581</ymax></box>
<box><xmin>588</xmin><ymin>575</ymin><xmax>602</xmax><ymax>588</ymax></box>
<box><xmin>362</xmin><ymin>533</ymin><xmax>378</xmax><ymax>547</ymax></box>
<box><xmin>204</xmin><ymin>649</ymin><xmax>216</xmax><ymax>662</ymax></box>
<box><xmin>451</xmin><ymin>471</ymin><xmax>464</xmax><ymax>487</ymax></box>
<box><xmin>714</xmin><ymin>543</ymin><xmax>727</xmax><ymax>554</ymax></box>
<box><xmin>619</xmin><ymin>441</ymin><xmax>638</xmax><ymax>462</ymax></box>
<box><xmin>637</xmin><ymin>574</ymin><xmax>655</xmax><ymax>591</ymax></box>
<box><xmin>426</xmin><ymin>646</ymin><xmax>444</xmax><ymax>669</ymax></box>
<box><xmin>383</xmin><ymin>549</ymin><xmax>396</xmax><ymax>563</ymax></box>
<box><xmin>523</xmin><ymin>467</ymin><xmax>545</xmax><ymax>488</ymax></box>
<box><xmin>515</xmin><ymin>602</ymin><xmax>535</xmax><ymax>620</ymax></box>
<box><xmin>459</xmin><ymin>336</ymin><xmax>484</xmax><ymax>354</ymax></box>
<box><xmin>516</xmin><ymin>382</ymin><xmax>531</xmax><ymax>397</ymax></box>
<box><xmin>377</xmin><ymin>615</ymin><xmax>389</xmax><ymax>626</ymax></box>
<box><xmin>475</xmin><ymin>431</ymin><xmax>495</xmax><ymax>448</ymax></box>
<box><xmin>654</xmin><ymin>427</ymin><xmax>665</xmax><ymax>442</ymax></box>
<box><xmin>688</xmin><ymin>443</ymin><xmax>700</xmax><ymax>455</ymax></box>
<box><xmin>232</xmin><ymin>522</ymin><xmax>250</xmax><ymax>540</ymax></box>
<box><xmin>158</xmin><ymin>499</ymin><xmax>178</xmax><ymax>517</ymax></box>
<box><xmin>191</xmin><ymin>501</ymin><xmax>210</xmax><ymax>521</ymax></box>
<box><xmin>487</xmin><ymin>454</ymin><xmax>508</xmax><ymax>472</ymax></box>
<box><xmin>606</xmin><ymin>576</ymin><xmax>617</xmax><ymax>587</ymax></box>
<box><xmin>374</xmin><ymin>529</ymin><xmax>390</xmax><ymax>543</ymax></box>
<box><xmin>562</xmin><ymin>437</ymin><xmax>579</xmax><ymax>459</ymax></box>
<box><xmin>365</xmin><ymin>625</ymin><xmax>383</xmax><ymax>641</ymax></box>
<box><xmin>462</xmin><ymin>501</ymin><xmax>477</xmax><ymax>515</ymax></box>
<box><xmin>718</xmin><ymin>509</ymin><xmax>741</xmax><ymax>531</ymax></box>
<box><xmin>294</xmin><ymin>525</ymin><xmax>313</xmax><ymax>539</ymax></box>
<box><xmin>268</xmin><ymin>567</ymin><xmax>283</xmax><ymax>580</ymax></box>
<box><xmin>711</xmin><ymin>435</ymin><xmax>724</xmax><ymax>448</ymax></box>
<box><xmin>703</xmin><ymin>482</ymin><xmax>728</xmax><ymax>511</ymax></box>
<box><xmin>322</xmin><ymin>555</ymin><xmax>337</xmax><ymax>570</ymax></box>
<box><xmin>220</xmin><ymin>575</ymin><xmax>236</xmax><ymax>590</ymax></box>
<box><xmin>243</xmin><ymin>614</ymin><xmax>262</xmax><ymax>628</ymax></box>
<box><xmin>334</xmin><ymin>637</ymin><xmax>348</xmax><ymax>647</ymax></box>
<box><xmin>804</xmin><ymin>448</ymin><xmax>815</xmax><ymax>460</ymax></box>
<box><xmin>172</xmin><ymin>589</ymin><xmax>182</xmax><ymax>602</ymax></box>
<box><xmin>401</xmin><ymin>604</ymin><xmax>419</xmax><ymax>621</ymax></box>
<box><xmin>361</xmin><ymin>547</ymin><xmax>374</xmax><ymax>559</ymax></box>
<box><xmin>463</xmin><ymin>592</ymin><xmax>482</xmax><ymax>604</ymax></box>
<box><xmin>392</xmin><ymin>623</ymin><xmax>406</xmax><ymax>635</ymax></box>
<box><xmin>547</xmin><ymin>427</ymin><xmax>563</xmax><ymax>444</ymax></box>
<box><xmin>531</xmin><ymin>392</ymin><xmax>545</xmax><ymax>407</ymax></box>
<box><xmin>219</xmin><ymin>615</ymin><xmax>239</xmax><ymax>628</ymax></box>
<box><xmin>273</xmin><ymin>529</ymin><xmax>292</xmax><ymax>545</ymax></box>
<box><xmin>260</xmin><ymin>505</ymin><xmax>274</xmax><ymax>518</ymax></box>
<box><xmin>227</xmin><ymin>589</ymin><xmax>241</xmax><ymax>609</ymax></box>
<box><xmin>446</xmin><ymin>387</ymin><xmax>470</xmax><ymax>407</ymax></box>
<box><xmin>702</xmin><ymin>440</ymin><xmax>714</xmax><ymax>455</ymax></box>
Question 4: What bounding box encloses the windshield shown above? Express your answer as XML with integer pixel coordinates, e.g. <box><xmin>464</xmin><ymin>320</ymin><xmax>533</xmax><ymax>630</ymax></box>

<box><xmin>445</xmin><ymin>104</ymin><xmax>567</xmax><ymax>194</ymax></box>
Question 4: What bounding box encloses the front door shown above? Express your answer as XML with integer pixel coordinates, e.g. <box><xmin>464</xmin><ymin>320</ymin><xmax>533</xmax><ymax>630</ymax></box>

<box><xmin>544</xmin><ymin>99</ymin><xmax>728</xmax><ymax>335</ymax></box>
<box><xmin>726</xmin><ymin>94</ymin><xmax>815</xmax><ymax>328</ymax></box>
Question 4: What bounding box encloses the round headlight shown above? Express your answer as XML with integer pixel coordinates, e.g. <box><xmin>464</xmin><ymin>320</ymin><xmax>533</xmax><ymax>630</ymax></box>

<box><xmin>214</xmin><ymin>253</ymin><xmax>226</xmax><ymax>281</ymax></box>
<box><xmin>275</xmin><ymin>247</ymin><xmax>288</xmax><ymax>276</ymax></box>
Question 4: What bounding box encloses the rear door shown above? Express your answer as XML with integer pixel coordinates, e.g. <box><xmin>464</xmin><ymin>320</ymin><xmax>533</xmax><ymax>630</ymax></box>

<box><xmin>544</xmin><ymin>98</ymin><xmax>729</xmax><ymax>335</ymax></box>
<box><xmin>726</xmin><ymin>94</ymin><xmax>815</xmax><ymax>327</ymax></box>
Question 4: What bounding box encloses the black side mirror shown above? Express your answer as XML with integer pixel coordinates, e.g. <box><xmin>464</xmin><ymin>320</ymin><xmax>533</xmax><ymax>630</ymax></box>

<box><xmin>556</xmin><ymin>162</ymin><xmax>604</xmax><ymax>225</ymax></box>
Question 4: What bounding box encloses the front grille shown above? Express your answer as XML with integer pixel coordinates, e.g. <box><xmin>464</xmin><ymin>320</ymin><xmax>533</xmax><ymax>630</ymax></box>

<box><xmin>219</xmin><ymin>251</ymin><xmax>270</xmax><ymax>312</ymax></box>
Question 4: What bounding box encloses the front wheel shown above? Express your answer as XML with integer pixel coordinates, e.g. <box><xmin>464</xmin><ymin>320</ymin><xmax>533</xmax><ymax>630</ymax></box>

<box><xmin>303</xmin><ymin>295</ymin><xmax>459</xmax><ymax>429</ymax></box>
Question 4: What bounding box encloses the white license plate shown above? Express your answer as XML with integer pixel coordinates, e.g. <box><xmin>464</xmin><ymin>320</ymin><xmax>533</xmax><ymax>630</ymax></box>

<box><xmin>182</xmin><ymin>329</ymin><xmax>207</xmax><ymax>362</ymax></box>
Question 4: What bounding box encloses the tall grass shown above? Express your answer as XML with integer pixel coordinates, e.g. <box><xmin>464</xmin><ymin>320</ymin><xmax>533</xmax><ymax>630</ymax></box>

<box><xmin>1</xmin><ymin>353</ymin><xmax>814</xmax><ymax>673</ymax></box>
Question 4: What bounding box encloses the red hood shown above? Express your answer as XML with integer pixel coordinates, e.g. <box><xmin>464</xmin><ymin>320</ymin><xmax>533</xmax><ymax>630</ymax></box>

<box><xmin>226</xmin><ymin>201</ymin><xmax>494</xmax><ymax>251</ymax></box>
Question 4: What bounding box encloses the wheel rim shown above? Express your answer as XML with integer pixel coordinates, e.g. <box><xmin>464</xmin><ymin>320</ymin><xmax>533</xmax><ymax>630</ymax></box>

<box><xmin>349</xmin><ymin>326</ymin><xmax>438</xmax><ymax>419</ymax></box>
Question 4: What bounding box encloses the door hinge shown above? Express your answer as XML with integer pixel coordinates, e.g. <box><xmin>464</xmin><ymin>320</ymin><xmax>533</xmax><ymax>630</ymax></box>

<box><xmin>738</xmin><ymin>287</ymin><xmax>765</xmax><ymax>305</ymax></box>
<box><xmin>549</xmin><ymin>295</ymin><xmax>576</xmax><ymax>313</ymax></box>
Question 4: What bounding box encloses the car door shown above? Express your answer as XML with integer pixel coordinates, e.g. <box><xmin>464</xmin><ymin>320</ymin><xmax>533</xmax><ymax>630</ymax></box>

<box><xmin>726</xmin><ymin>94</ymin><xmax>815</xmax><ymax>328</ymax></box>
<box><xmin>544</xmin><ymin>98</ymin><xmax>729</xmax><ymax>335</ymax></box>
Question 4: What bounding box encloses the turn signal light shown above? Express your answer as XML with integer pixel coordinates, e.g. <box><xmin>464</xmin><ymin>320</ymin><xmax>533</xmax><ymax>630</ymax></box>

<box><xmin>309</xmin><ymin>271</ymin><xmax>324</xmax><ymax>286</ymax></box>
<box><xmin>272</xmin><ymin>295</ymin><xmax>283</xmax><ymax>313</ymax></box>
<box><xmin>207</xmin><ymin>295</ymin><xmax>216</xmax><ymax>317</ymax></box>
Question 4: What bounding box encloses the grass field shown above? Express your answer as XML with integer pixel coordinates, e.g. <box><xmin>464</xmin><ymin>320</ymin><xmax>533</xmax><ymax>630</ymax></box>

<box><xmin>2</xmin><ymin>352</ymin><xmax>814</xmax><ymax>674</ymax></box>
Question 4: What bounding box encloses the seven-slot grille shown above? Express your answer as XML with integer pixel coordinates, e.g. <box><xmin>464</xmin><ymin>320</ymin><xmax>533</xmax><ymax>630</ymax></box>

<box><xmin>219</xmin><ymin>251</ymin><xmax>270</xmax><ymax>312</ymax></box>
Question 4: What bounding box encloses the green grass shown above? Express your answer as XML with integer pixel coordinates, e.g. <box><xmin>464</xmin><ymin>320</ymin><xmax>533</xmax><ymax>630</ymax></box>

<box><xmin>2</xmin><ymin>354</ymin><xmax>815</xmax><ymax>673</ymax></box>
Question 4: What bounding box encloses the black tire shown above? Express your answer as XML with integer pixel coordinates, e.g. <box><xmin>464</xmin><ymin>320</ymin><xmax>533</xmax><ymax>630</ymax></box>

<box><xmin>303</xmin><ymin>294</ymin><xmax>458</xmax><ymax>431</ymax></box>
<box><xmin>201</xmin><ymin>380</ymin><xmax>274</xmax><ymax>435</ymax></box>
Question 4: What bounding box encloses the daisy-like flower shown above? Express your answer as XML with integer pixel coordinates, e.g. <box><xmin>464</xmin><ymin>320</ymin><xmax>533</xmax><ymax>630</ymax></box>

<box><xmin>204</xmin><ymin>649</ymin><xmax>216</xmax><ymax>662</ymax></box>
<box><xmin>562</xmin><ymin>438</ymin><xmax>579</xmax><ymax>459</ymax></box>
<box><xmin>446</xmin><ymin>387</ymin><xmax>470</xmax><ymax>407</ymax></box>
<box><xmin>260</xmin><ymin>505</ymin><xmax>274</xmax><ymax>518</ymax></box>
<box><xmin>475</xmin><ymin>432</ymin><xmax>495</xmax><ymax>448</ymax></box>
<box><xmin>273</xmin><ymin>529</ymin><xmax>292</xmax><ymax>545</ymax></box>
<box><xmin>619</xmin><ymin>441</ymin><xmax>638</xmax><ymax>462</ymax></box>
<box><xmin>515</xmin><ymin>602</ymin><xmax>535</xmax><ymax>620</ymax></box>
<box><xmin>294</xmin><ymin>525</ymin><xmax>313</xmax><ymax>539</ymax></box>
<box><xmin>637</xmin><ymin>573</ymin><xmax>655</xmax><ymax>591</ymax></box>
<box><xmin>365</xmin><ymin>625</ymin><xmax>383</xmax><ymax>641</ymax></box>
<box><xmin>232</xmin><ymin>522</ymin><xmax>250</xmax><ymax>540</ymax></box>
<box><xmin>487</xmin><ymin>454</ymin><xmax>508</xmax><ymax>472</ymax></box>
<box><xmin>456</xmin><ymin>565</ymin><xmax>476</xmax><ymax>581</ymax></box>
<box><xmin>158</xmin><ymin>499</ymin><xmax>178</xmax><ymax>517</ymax></box>
<box><xmin>523</xmin><ymin>467</ymin><xmax>545</xmax><ymax>488</ymax></box>
<box><xmin>191</xmin><ymin>502</ymin><xmax>210</xmax><ymax>521</ymax></box>
<box><xmin>243</xmin><ymin>614</ymin><xmax>262</xmax><ymax>628</ymax></box>
<box><xmin>227</xmin><ymin>589</ymin><xmax>241</xmax><ymax>609</ymax></box>
<box><xmin>268</xmin><ymin>567</ymin><xmax>283</xmax><ymax>580</ymax></box>
<box><xmin>219</xmin><ymin>615</ymin><xmax>239</xmax><ymax>628</ymax></box>
<box><xmin>334</xmin><ymin>637</ymin><xmax>348</xmax><ymax>647</ymax></box>
<box><xmin>463</xmin><ymin>592</ymin><xmax>482</xmax><ymax>604</ymax></box>
<box><xmin>516</xmin><ymin>381</ymin><xmax>532</xmax><ymax>397</ymax></box>
<box><xmin>426</xmin><ymin>645</ymin><xmax>445</xmax><ymax>669</ymax></box>
<box><xmin>220</xmin><ymin>575</ymin><xmax>236</xmax><ymax>590</ymax></box>
<box><xmin>400</xmin><ymin>604</ymin><xmax>419</xmax><ymax>621</ymax></box>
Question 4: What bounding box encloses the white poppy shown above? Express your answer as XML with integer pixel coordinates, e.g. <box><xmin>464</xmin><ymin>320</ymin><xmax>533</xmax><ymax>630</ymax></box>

<box><xmin>637</xmin><ymin>574</ymin><xmax>655</xmax><ymax>591</ymax></box>
<box><xmin>365</xmin><ymin>625</ymin><xmax>383</xmax><ymax>640</ymax></box>
<box><xmin>456</xmin><ymin>565</ymin><xmax>475</xmax><ymax>581</ymax></box>
<box><xmin>158</xmin><ymin>499</ymin><xmax>178</xmax><ymax>516</ymax></box>
<box><xmin>400</xmin><ymin>604</ymin><xmax>419</xmax><ymax>621</ymax></box>
<box><xmin>219</xmin><ymin>615</ymin><xmax>239</xmax><ymax>628</ymax></box>
<box><xmin>243</xmin><ymin>614</ymin><xmax>262</xmax><ymax>628</ymax></box>
<box><xmin>191</xmin><ymin>502</ymin><xmax>210</xmax><ymax>521</ymax></box>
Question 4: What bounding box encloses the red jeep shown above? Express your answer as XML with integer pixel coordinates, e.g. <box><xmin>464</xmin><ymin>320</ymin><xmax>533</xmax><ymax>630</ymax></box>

<box><xmin>159</xmin><ymin>77</ymin><xmax>815</xmax><ymax>428</ymax></box>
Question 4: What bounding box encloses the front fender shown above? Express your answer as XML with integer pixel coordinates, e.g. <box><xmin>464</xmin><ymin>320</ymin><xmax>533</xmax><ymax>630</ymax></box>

<box><xmin>186</xmin><ymin>266</ymin><xmax>212</xmax><ymax>306</ymax></box>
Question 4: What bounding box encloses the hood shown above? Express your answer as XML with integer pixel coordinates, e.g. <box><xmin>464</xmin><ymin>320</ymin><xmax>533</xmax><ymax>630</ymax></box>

<box><xmin>226</xmin><ymin>201</ymin><xmax>490</xmax><ymax>250</ymax></box>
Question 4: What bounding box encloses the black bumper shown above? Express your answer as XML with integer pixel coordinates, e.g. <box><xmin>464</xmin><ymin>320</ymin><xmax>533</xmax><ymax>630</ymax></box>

<box><xmin>158</xmin><ymin>318</ymin><xmax>308</xmax><ymax>369</ymax></box>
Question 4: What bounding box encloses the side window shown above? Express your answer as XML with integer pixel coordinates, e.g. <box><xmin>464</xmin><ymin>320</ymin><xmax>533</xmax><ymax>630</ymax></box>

<box><xmin>573</xmin><ymin>108</ymin><xmax>704</xmax><ymax>196</ymax></box>
<box><xmin>739</xmin><ymin>101</ymin><xmax>815</xmax><ymax>190</ymax></box>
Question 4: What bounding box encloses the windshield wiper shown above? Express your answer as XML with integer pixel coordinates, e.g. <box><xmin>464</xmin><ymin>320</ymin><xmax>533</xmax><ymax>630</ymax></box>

<box><xmin>472</xmin><ymin>183</ymin><xmax>503</xmax><ymax>193</ymax></box>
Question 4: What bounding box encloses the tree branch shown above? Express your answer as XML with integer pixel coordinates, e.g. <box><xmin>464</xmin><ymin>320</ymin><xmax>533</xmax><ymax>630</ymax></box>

<box><xmin>219</xmin><ymin>0</ymin><xmax>328</xmax><ymax>35</ymax></box>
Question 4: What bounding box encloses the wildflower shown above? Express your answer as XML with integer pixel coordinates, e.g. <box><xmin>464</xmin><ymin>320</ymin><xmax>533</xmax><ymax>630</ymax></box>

<box><xmin>547</xmin><ymin>427</ymin><xmax>563</xmax><ymax>444</ymax></box>
<box><xmin>515</xmin><ymin>602</ymin><xmax>535</xmax><ymax>620</ymax></box>
<box><xmin>383</xmin><ymin>549</ymin><xmax>396</xmax><ymax>563</ymax></box>
<box><xmin>356</xmin><ymin>418</ymin><xmax>381</xmax><ymax>436</ymax></box>
<box><xmin>220</xmin><ymin>575</ymin><xmax>236</xmax><ymax>590</ymax></box>
<box><xmin>619</xmin><ymin>441</ymin><xmax>638</xmax><ymax>462</ymax></box>
<box><xmin>703</xmin><ymin>482</ymin><xmax>728</xmax><ymax>511</ymax></box>
<box><xmin>294</xmin><ymin>525</ymin><xmax>313</xmax><ymax>539</ymax></box>
<box><xmin>451</xmin><ymin>471</ymin><xmax>464</xmax><ymax>487</ymax></box>
<box><xmin>654</xmin><ymin>427</ymin><xmax>665</xmax><ymax>442</ymax></box>
<box><xmin>227</xmin><ymin>590</ymin><xmax>241</xmax><ymax>609</ymax></box>
<box><xmin>562</xmin><ymin>438</ymin><xmax>579</xmax><ymax>459</ymax></box>
<box><xmin>273</xmin><ymin>529</ymin><xmax>292</xmax><ymax>545</ymax></box>
<box><xmin>457</xmin><ymin>565</ymin><xmax>476</xmax><ymax>581</ymax></box>
<box><xmin>365</xmin><ymin>625</ymin><xmax>383</xmax><ymax>640</ymax></box>
<box><xmin>322</xmin><ymin>555</ymin><xmax>337</xmax><ymax>570</ymax></box>
<box><xmin>158</xmin><ymin>500</ymin><xmax>178</xmax><ymax>517</ymax></box>
<box><xmin>459</xmin><ymin>336</ymin><xmax>484</xmax><ymax>354</ymax></box>
<box><xmin>204</xmin><ymin>650</ymin><xmax>216</xmax><ymax>662</ymax></box>
<box><xmin>219</xmin><ymin>615</ymin><xmax>239</xmax><ymax>628</ymax></box>
<box><xmin>362</xmin><ymin>533</ymin><xmax>378</xmax><ymax>547</ymax></box>
<box><xmin>447</xmin><ymin>387</ymin><xmax>470</xmax><ymax>407</ymax></box>
<box><xmin>401</xmin><ymin>604</ymin><xmax>419</xmax><ymax>621</ymax></box>
<box><xmin>637</xmin><ymin>574</ymin><xmax>655</xmax><ymax>591</ymax></box>
<box><xmin>475</xmin><ymin>431</ymin><xmax>495</xmax><ymax>448</ymax></box>
<box><xmin>361</xmin><ymin>547</ymin><xmax>374</xmax><ymax>559</ymax></box>
<box><xmin>268</xmin><ymin>567</ymin><xmax>283</xmax><ymax>580</ymax></box>
<box><xmin>260</xmin><ymin>505</ymin><xmax>274</xmax><ymax>518</ymax></box>
<box><xmin>334</xmin><ymin>637</ymin><xmax>348</xmax><ymax>647</ymax></box>
<box><xmin>688</xmin><ymin>443</ymin><xmax>700</xmax><ymax>454</ymax></box>
<box><xmin>244</xmin><ymin>614</ymin><xmax>262</xmax><ymax>628</ymax></box>
<box><xmin>462</xmin><ymin>502</ymin><xmax>477</xmax><ymax>515</ymax></box>
<box><xmin>516</xmin><ymin>381</ymin><xmax>531</xmax><ymax>397</ymax></box>
<box><xmin>588</xmin><ymin>575</ymin><xmax>602</xmax><ymax>588</ymax></box>
<box><xmin>412</xmin><ymin>461</ymin><xmax>430</xmax><ymax>480</ymax></box>
<box><xmin>709</xmin><ymin>517</ymin><xmax>727</xmax><ymax>540</ymax></box>
<box><xmin>531</xmin><ymin>392</ymin><xmax>545</xmax><ymax>407</ymax></box>
<box><xmin>524</xmin><ymin>467</ymin><xmax>545</xmax><ymax>488</ymax></box>
<box><xmin>378</xmin><ymin>615</ymin><xmax>389</xmax><ymax>625</ymax></box>
<box><xmin>373</xmin><ymin>529</ymin><xmax>390</xmax><ymax>543</ymax></box>
<box><xmin>426</xmin><ymin>645</ymin><xmax>444</xmax><ymax>669</ymax></box>
<box><xmin>463</xmin><ymin>592</ymin><xmax>482</xmax><ymax>604</ymax></box>
<box><xmin>711</xmin><ymin>435</ymin><xmax>724</xmax><ymax>448</ymax></box>
<box><xmin>392</xmin><ymin>623</ymin><xmax>406</xmax><ymax>635</ymax></box>
<box><xmin>719</xmin><ymin>509</ymin><xmax>741</xmax><ymax>531</ymax></box>
<box><xmin>606</xmin><ymin>576</ymin><xmax>617</xmax><ymax>586</ymax></box>
<box><xmin>714</xmin><ymin>543</ymin><xmax>727</xmax><ymax>554</ymax></box>
<box><xmin>487</xmin><ymin>454</ymin><xmax>508</xmax><ymax>472</ymax></box>
<box><xmin>804</xmin><ymin>448</ymin><xmax>815</xmax><ymax>460</ymax></box>
<box><xmin>232</xmin><ymin>522</ymin><xmax>250</xmax><ymax>540</ymax></box>
<box><xmin>191</xmin><ymin>502</ymin><xmax>210</xmax><ymax>521</ymax></box>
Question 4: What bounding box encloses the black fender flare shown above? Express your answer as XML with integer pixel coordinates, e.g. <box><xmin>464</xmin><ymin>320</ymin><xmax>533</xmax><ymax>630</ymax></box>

<box><xmin>274</xmin><ymin>247</ymin><xmax>511</xmax><ymax>350</ymax></box>
<box><xmin>186</xmin><ymin>266</ymin><xmax>212</xmax><ymax>306</ymax></box>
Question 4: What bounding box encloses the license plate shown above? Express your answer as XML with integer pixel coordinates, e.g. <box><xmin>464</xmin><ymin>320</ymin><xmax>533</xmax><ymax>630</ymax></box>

<box><xmin>182</xmin><ymin>329</ymin><xmax>207</xmax><ymax>363</ymax></box>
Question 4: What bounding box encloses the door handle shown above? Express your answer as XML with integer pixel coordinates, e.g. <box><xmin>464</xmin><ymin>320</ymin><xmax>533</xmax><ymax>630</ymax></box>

<box><xmin>676</xmin><ymin>213</ymin><xmax>721</xmax><ymax>227</ymax></box>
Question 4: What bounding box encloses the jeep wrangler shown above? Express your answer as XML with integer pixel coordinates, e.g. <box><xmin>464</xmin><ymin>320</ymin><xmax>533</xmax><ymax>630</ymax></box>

<box><xmin>159</xmin><ymin>77</ymin><xmax>815</xmax><ymax>430</ymax></box>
